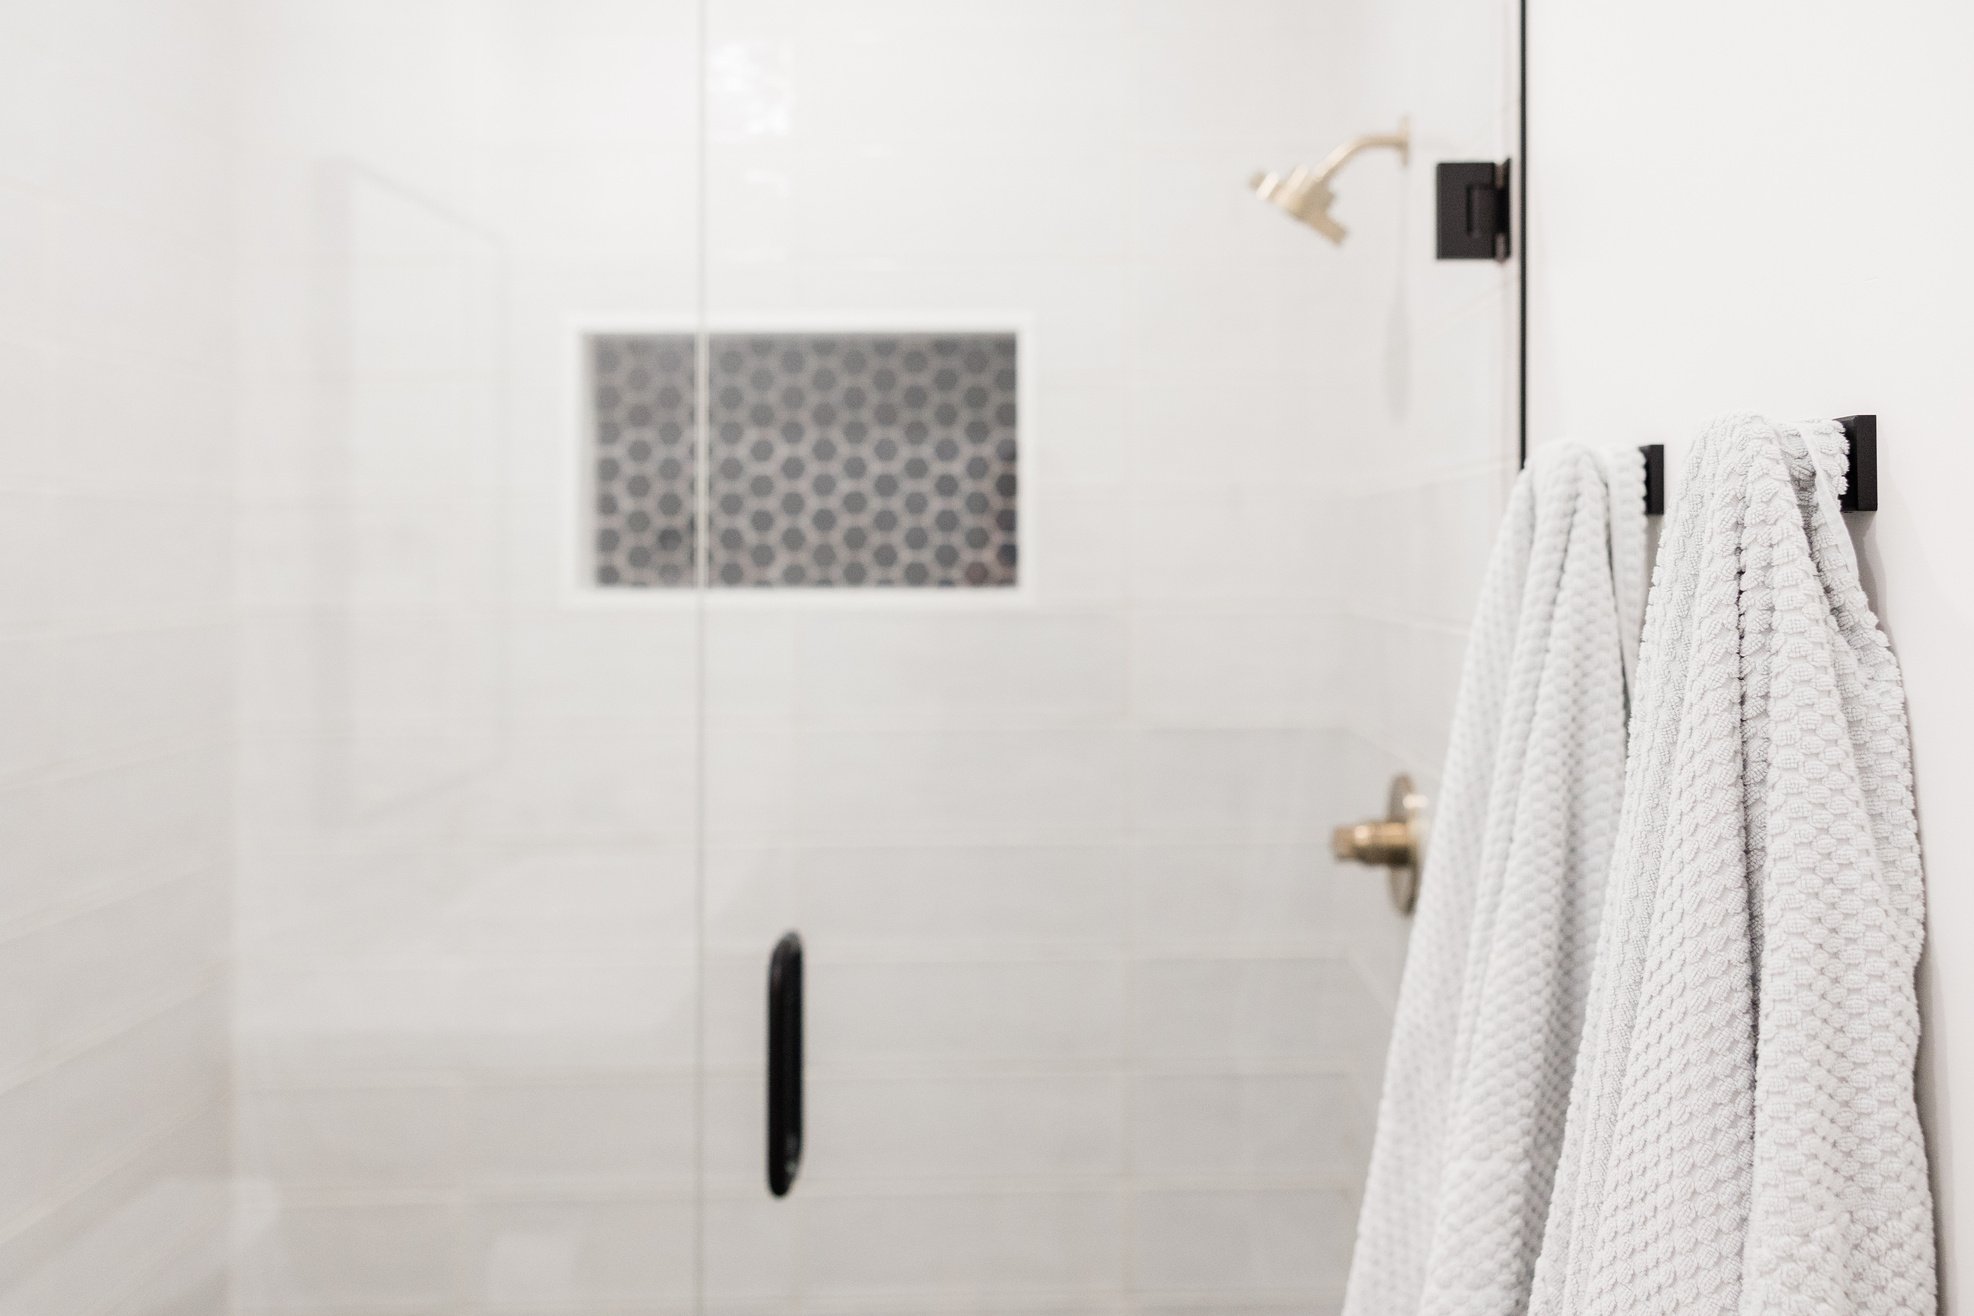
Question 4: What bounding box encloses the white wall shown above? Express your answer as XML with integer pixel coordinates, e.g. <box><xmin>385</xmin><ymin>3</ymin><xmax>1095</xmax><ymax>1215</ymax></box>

<box><xmin>1528</xmin><ymin>0</ymin><xmax>1974</xmax><ymax>1301</ymax></box>
<box><xmin>0</xmin><ymin>2</ymin><xmax>238</xmax><ymax>1312</ymax></box>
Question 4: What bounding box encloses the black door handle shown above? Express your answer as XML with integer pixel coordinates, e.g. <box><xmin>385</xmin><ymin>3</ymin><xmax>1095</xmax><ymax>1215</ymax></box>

<box><xmin>766</xmin><ymin>931</ymin><xmax>803</xmax><ymax>1197</ymax></box>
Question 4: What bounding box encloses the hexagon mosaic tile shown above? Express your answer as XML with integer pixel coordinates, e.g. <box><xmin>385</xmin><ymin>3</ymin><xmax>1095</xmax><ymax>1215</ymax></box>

<box><xmin>588</xmin><ymin>331</ymin><xmax>1019</xmax><ymax>589</ymax></box>
<box><xmin>591</xmin><ymin>335</ymin><xmax>697</xmax><ymax>587</ymax></box>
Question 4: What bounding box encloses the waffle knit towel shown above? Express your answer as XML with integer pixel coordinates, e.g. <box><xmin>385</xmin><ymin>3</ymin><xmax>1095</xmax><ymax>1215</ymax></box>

<box><xmin>1529</xmin><ymin>415</ymin><xmax>1934</xmax><ymax>1316</ymax></box>
<box><xmin>1342</xmin><ymin>441</ymin><xmax>1645</xmax><ymax>1316</ymax></box>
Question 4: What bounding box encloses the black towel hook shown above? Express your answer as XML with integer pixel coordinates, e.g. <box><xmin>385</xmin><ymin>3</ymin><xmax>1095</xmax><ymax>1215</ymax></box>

<box><xmin>1640</xmin><ymin>416</ymin><xmax>1876</xmax><ymax>516</ymax></box>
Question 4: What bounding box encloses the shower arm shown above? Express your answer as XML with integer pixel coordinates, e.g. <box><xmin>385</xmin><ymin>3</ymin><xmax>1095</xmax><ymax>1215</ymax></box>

<box><xmin>1309</xmin><ymin>119</ymin><xmax>1411</xmax><ymax>185</ymax></box>
<box><xmin>1250</xmin><ymin>116</ymin><xmax>1413</xmax><ymax>245</ymax></box>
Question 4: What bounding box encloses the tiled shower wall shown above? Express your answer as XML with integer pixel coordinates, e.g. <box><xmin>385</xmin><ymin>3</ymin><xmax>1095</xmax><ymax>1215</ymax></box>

<box><xmin>0</xmin><ymin>0</ymin><xmax>1494</xmax><ymax>1313</ymax></box>
<box><xmin>224</xmin><ymin>2</ymin><xmax>1408</xmax><ymax>1314</ymax></box>
<box><xmin>0</xmin><ymin>2</ymin><xmax>237</xmax><ymax>1312</ymax></box>
<box><xmin>0</xmin><ymin>0</ymin><xmax>1502</xmax><ymax>1310</ymax></box>
<box><xmin>229</xmin><ymin>1</ymin><xmax>707</xmax><ymax>1310</ymax></box>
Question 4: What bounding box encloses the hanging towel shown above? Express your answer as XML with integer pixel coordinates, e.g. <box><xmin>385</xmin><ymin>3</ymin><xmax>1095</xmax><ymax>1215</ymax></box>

<box><xmin>1528</xmin><ymin>415</ymin><xmax>1934</xmax><ymax>1316</ymax></box>
<box><xmin>1342</xmin><ymin>442</ymin><xmax>1646</xmax><ymax>1316</ymax></box>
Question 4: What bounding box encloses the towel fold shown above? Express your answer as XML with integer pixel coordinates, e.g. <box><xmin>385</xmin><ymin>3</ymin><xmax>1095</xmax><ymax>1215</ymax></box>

<box><xmin>1529</xmin><ymin>415</ymin><xmax>1934</xmax><ymax>1316</ymax></box>
<box><xmin>1343</xmin><ymin>442</ymin><xmax>1645</xmax><ymax>1316</ymax></box>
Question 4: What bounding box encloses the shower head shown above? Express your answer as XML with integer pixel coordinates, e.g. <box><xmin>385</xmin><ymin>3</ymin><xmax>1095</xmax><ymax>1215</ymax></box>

<box><xmin>1250</xmin><ymin>166</ymin><xmax>1347</xmax><ymax>243</ymax></box>
<box><xmin>1250</xmin><ymin>118</ymin><xmax>1411</xmax><ymax>245</ymax></box>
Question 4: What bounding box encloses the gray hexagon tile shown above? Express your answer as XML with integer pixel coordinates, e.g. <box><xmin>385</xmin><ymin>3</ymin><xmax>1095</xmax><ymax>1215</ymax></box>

<box><xmin>588</xmin><ymin>331</ymin><xmax>1019</xmax><ymax>590</ymax></box>
<box><xmin>589</xmin><ymin>333</ymin><xmax>696</xmax><ymax>587</ymax></box>
<box><xmin>707</xmin><ymin>333</ymin><xmax>1018</xmax><ymax>588</ymax></box>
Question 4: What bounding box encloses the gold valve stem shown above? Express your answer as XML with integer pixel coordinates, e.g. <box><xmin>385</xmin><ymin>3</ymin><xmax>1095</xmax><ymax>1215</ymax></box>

<box><xmin>1330</xmin><ymin>773</ymin><xmax>1427</xmax><ymax>915</ymax></box>
<box><xmin>1332</xmin><ymin>819</ymin><xmax>1417</xmax><ymax>868</ymax></box>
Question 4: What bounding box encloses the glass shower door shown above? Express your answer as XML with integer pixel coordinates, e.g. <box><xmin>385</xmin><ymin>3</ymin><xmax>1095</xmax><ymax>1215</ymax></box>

<box><xmin>229</xmin><ymin>4</ymin><xmax>707</xmax><ymax>1309</ymax></box>
<box><xmin>696</xmin><ymin>4</ymin><xmax>1402</xmax><ymax>1312</ymax></box>
<box><xmin>0</xmin><ymin>0</ymin><xmax>1515</xmax><ymax>1310</ymax></box>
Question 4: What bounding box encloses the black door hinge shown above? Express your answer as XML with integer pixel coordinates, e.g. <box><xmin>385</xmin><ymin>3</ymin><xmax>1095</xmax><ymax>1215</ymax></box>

<box><xmin>1436</xmin><ymin>160</ymin><xmax>1511</xmax><ymax>261</ymax></box>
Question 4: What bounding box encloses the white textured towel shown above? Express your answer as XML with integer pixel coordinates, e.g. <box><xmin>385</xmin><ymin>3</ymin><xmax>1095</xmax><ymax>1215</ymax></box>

<box><xmin>1529</xmin><ymin>415</ymin><xmax>1934</xmax><ymax>1316</ymax></box>
<box><xmin>1342</xmin><ymin>442</ymin><xmax>1645</xmax><ymax>1316</ymax></box>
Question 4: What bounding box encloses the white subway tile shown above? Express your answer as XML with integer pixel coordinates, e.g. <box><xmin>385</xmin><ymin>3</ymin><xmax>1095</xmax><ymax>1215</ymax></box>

<box><xmin>0</xmin><ymin>491</ymin><xmax>59</xmax><ymax>633</ymax></box>
<box><xmin>1132</xmin><ymin>1186</ymin><xmax>1355</xmax><ymax>1294</ymax></box>
<box><xmin>0</xmin><ymin>781</ymin><xmax>61</xmax><ymax>924</ymax></box>
<box><xmin>768</xmin><ymin>4</ymin><xmax>1130</xmax><ymax>150</ymax></box>
<box><xmin>805</xmin><ymin>959</ymin><xmax>1127</xmax><ymax>1066</ymax></box>
<box><xmin>0</xmin><ymin>929</ymin><xmax>42</xmax><ymax>1079</ymax></box>
<box><xmin>45</xmin><ymin>210</ymin><xmax>227</xmax><ymax>367</ymax></box>
<box><xmin>787</xmin><ymin>728</ymin><xmax>1131</xmax><ymax>845</ymax></box>
<box><xmin>0</xmin><ymin>1111</ymin><xmax>231</xmax><ymax>1312</ymax></box>
<box><xmin>52</xmin><ymin>358</ymin><xmax>231</xmax><ymax>496</ymax></box>
<box><xmin>55</xmin><ymin>625</ymin><xmax>228</xmax><ymax>763</ymax></box>
<box><xmin>790</xmin><ymin>611</ymin><xmax>1128</xmax><ymax>728</ymax></box>
<box><xmin>233</xmin><ymin>1201</ymin><xmax>456</xmax><ymax>1309</ymax></box>
<box><xmin>740</xmin><ymin>261</ymin><xmax>1129</xmax><ymax>374</ymax></box>
<box><xmin>1130</xmin><ymin>728</ymin><xmax>1341</xmax><ymax>841</ymax></box>
<box><xmin>460</xmin><ymin>1075</ymin><xmax>697</xmax><ymax>1188</ymax></box>
<box><xmin>0</xmin><ymin>1062</ymin><xmax>51</xmax><ymax>1229</ymax></box>
<box><xmin>36</xmin><ymin>993</ymin><xmax>225</xmax><ymax>1196</ymax></box>
<box><xmin>705</xmin><ymin>841</ymin><xmax>1130</xmax><ymax>954</ymax></box>
<box><xmin>46</xmin><ymin>751</ymin><xmax>226</xmax><ymax>890</ymax></box>
<box><xmin>1036</xmin><ymin>370</ymin><xmax>1129</xmax><ymax>492</ymax></box>
<box><xmin>476</xmin><ymin>140</ymin><xmax>702</xmax><ymax>261</ymax></box>
<box><xmin>1129</xmin><ymin>0</ymin><xmax>1348</xmax><ymax>143</ymax></box>
<box><xmin>704</xmin><ymin>954</ymin><xmax>1129</xmax><ymax>1070</ymax></box>
<box><xmin>466</xmin><ymin>723</ymin><xmax>700</xmax><ymax>843</ymax></box>
<box><xmin>802</xmin><ymin>1072</ymin><xmax>1125</xmax><ymax>1182</ymax></box>
<box><xmin>704</xmin><ymin>610</ymin><xmax>800</xmax><ymax>727</ymax></box>
<box><xmin>1128</xmin><ymin>489</ymin><xmax>1327</xmax><ymax>604</ymax></box>
<box><xmin>462</xmin><ymin>1198</ymin><xmax>695</xmax><ymax>1307</ymax></box>
<box><xmin>0</xmin><ymin>636</ymin><xmax>59</xmax><ymax>783</ymax></box>
<box><xmin>1127</xmin><ymin>371</ymin><xmax>1322</xmax><ymax>489</ymax></box>
<box><xmin>345</xmin><ymin>257</ymin><xmax>501</xmax><ymax>379</ymax></box>
<box><xmin>56</xmin><ymin>494</ymin><xmax>228</xmax><ymax>630</ymax></box>
<box><xmin>233</xmin><ymin>1083</ymin><xmax>462</xmax><ymax>1188</ymax></box>
<box><xmin>1131</xmin><ymin>842</ymin><xmax>1334</xmax><ymax>947</ymax></box>
<box><xmin>480</xmin><ymin>0</ymin><xmax>700</xmax><ymax>149</ymax></box>
<box><xmin>1133</xmin><ymin>1072</ymin><xmax>1372</xmax><ymax>1181</ymax></box>
<box><xmin>1031</xmin><ymin>492</ymin><xmax>1129</xmax><ymax>605</ymax></box>
<box><xmin>235</xmin><ymin>956</ymin><xmax>699</xmax><ymax>1074</ymax></box>
<box><xmin>444</xmin><ymin>845</ymin><xmax>699</xmax><ymax>957</ymax></box>
<box><xmin>38</xmin><ymin>872</ymin><xmax>223</xmax><ymax>1054</ymax></box>
<box><xmin>700</xmin><ymin>1071</ymin><xmax>764</xmax><ymax>1185</ymax></box>
<box><xmin>0</xmin><ymin>185</ymin><xmax>52</xmax><ymax>343</ymax></box>
<box><xmin>341</xmin><ymin>374</ymin><xmax>504</xmax><ymax>498</ymax></box>
<box><xmin>1133</xmin><ymin>958</ymin><xmax>1347</xmax><ymax>1063</ymax></box>
<box><xmin>0</xmin><ymin>338</ymin><xmax>56</xmax><ymax>491</ymax></box>
<box><xmin>702</xmin><ymin>1189</ymin><xmax>798</xmax><ymax>1304</ymax></box>
<box><xmin>793</xmin><ymin>146</ymin><xmax>1127</xmax><ymax>265</ymax></box>
<box><xmin>1130</xmin><ymin>611</ymin><xmax>1338</xmax><ymax>727</ymax></box>
<box><xmin>506</xmin><ymin>609</ymin><xmax>701</xmax><ymax>723</ymax></box>
<box><xmin>800</xmin><ymin>1188</ymin><xmax>1124</xmax><ymax>1298</ymax></box>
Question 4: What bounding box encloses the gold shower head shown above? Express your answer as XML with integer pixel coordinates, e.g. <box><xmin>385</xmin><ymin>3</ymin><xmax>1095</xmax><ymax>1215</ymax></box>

<box><xmin>1250</xmin><ymin>117</ymin><xmax>1411</xmax><ymax>245</ymax></box>
<box><xmin>1250</xmin><ymin>165</ymin><xmax>1347</xmax><ymax>243</ymax></box>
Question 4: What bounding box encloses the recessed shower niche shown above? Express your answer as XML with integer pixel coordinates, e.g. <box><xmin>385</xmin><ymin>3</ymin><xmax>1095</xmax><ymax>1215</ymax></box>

<box><xmin>585</xmin><ymin>330</ymin><xmax>1021</xmax><ymax>589</ymax></box>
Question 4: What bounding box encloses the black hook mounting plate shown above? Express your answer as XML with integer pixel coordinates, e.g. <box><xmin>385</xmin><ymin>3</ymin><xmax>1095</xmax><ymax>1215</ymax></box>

<box><xmin>1638</xmin><ymin>416</ymin><xmax>1877</xmax><ymax>517</ymax></box>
